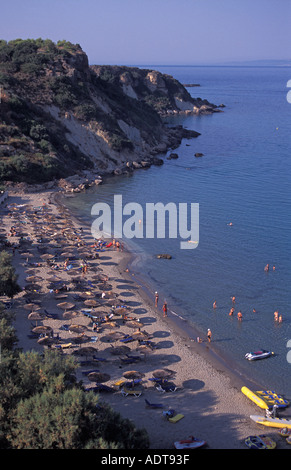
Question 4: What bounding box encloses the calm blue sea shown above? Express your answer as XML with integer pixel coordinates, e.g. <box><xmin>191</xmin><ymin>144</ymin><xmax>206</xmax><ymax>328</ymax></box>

<box><xmin>64</xmin><ymin>66</ymin><xmax>291</xmax><ymax>395</ymax></box>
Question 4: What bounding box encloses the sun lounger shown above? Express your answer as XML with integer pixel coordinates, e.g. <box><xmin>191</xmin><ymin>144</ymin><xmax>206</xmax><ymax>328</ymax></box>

<box><xmin>120</xmin><ymin>336</ymin><xmax>134</xmax><ymax>343</ymax></box>
<box><xmin>90</xmin><ymin>336</ymin><xmax>98</xmax><ymax>342</ymax></box>
<box><xmin>145</xmin><ymin>399</ymin><xmax>164</xmax><ymax>409</ymax></box>
<box><xmin>155</xmin><ymin>383</ymin><xmax>178</xmax><ymax>393</ymax></box>
<box><xmin>113</xmin><ymin>378</ymin><xmax>127</xmax><ymax>388</ymax></box>
<box><xmin>149</xmin><ymin>377</ymin><xmax>168</xmax><ymax>383</ymax></box>
<box><xmin>121</xmin><ymin>387</ymin><xmax>142</xmax><ymax>397</ymax></box>
<box><xmin>54</xmin><ymin>342</ymin><xmax>74</xmax><ymax>349</ymax></box>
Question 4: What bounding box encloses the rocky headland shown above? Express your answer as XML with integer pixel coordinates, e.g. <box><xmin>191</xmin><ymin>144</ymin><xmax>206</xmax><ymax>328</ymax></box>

<box><xmin>0</xmin><ymin>39</ymin><xmax>220</xmax><ymax>192</ymax></box>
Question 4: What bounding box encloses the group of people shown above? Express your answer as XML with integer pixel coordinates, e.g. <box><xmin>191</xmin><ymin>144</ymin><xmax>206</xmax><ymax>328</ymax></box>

<box><xmin>154</xmin><ymin>291</ymin><xmax>167</xmax><ymax>317</ymax></box>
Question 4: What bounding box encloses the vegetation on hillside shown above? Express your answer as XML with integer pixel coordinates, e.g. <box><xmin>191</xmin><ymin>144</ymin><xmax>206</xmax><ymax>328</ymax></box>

<box><xmin>0</xmin><ymin>39</ymin><xmax>166</xmax><ymax>184</ymax></box>
<box><xmin>0</xmin><ymin>38</ymin><xmax>206</xmax><ymax>185</ymax></box>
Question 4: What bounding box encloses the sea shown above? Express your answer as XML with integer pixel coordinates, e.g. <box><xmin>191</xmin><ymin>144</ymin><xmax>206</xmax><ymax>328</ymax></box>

<box><xmin>63</xmin><ymin>65</ymin><xmax>291</xmax><ymax>396</ymax></box>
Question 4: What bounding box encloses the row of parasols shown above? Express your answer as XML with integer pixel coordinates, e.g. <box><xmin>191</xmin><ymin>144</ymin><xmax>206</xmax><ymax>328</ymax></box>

<box><xmin>85</xmin><ymin>368</ymin><xmax>176</xmax><ymax>387</ymax></box>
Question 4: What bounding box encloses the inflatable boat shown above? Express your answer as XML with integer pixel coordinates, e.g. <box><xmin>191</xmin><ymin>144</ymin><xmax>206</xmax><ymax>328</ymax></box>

<box><xmin>245</xmin><ymin>350</ymin><xmax>273</xmax><ymax>361</ymax></box>
<box><xmin>174</xmin><ymin>436</ymin><xmax>206</xmax><ymax>449</ymax></box>
<box><xmin>241</xmin><ymin>386</ymin><xmax>289</xmax><ymax>409</ymax></box>
<box><xmin>245</xmin><ymin>434</ymin><xmax>276</xmax><ymax>449</ymax></box>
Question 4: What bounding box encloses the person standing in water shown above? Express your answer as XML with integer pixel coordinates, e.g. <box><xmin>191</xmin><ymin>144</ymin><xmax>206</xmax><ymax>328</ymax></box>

<box><xmin>207</xmin><ymin>329</ymin><xmax>212</xmax><ymax>342</ymax></box>
<box><xmin>162</xmin><ymin>301</ymin><xmax>168</xmax><ymax>317</ymax></box>
<box><xmin>155</xmin><ymin>291</ymin><xmax>159</xmax><ymax>308</ymax></box>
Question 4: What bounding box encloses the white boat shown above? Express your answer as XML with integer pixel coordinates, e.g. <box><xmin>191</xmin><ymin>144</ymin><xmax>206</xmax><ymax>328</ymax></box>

<box><xmin>245</xmin><ymin>349</ymin><xmax>273</xmax><ymax>361</ymax></box>
<box><xmin>174</xmin><ymin>436</ymin><xmax>206</xmax><ymax>449</ymax></box>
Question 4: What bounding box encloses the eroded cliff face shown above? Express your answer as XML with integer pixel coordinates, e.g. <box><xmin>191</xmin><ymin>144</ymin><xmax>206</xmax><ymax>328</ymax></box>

<box><xmin>0</xmin><ymin>39</ymin><xmax>215</xmax><ymax>186</ymax></box>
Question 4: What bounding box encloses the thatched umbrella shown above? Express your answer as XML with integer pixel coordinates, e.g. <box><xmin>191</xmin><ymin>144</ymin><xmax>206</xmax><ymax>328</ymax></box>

<box><xmin>123</xmin><ymin>370</ymin><xmax>145</xmax><ymax>386</ymax></box>
<box><xmin>125</xmin><ymin>320</ymin><xmax>144</xmax><ymax>329</ymax></box>
<box><xmin>24</xmin><ymin>303</ymin><xmax>41</xmax><ymax>311</ymax></box>
<box><xmin>25</xmin><ymin>283</ymin><xmax>42</xmax><ymax>291</ymax></box>
<box><xmin>40</xmin><ymin>253</ymin><xmax>55</xmax><ymax>260</ymax></box>
<box><xmin>109</xmin><ymin>345</ymin><xmax>131</xmax><ymax>356</ymax></box>
<box><xmin>37</xmin><ymin>336</ymin><xmax>54</xmax><ymax>346</ymax></box>
<box><xmin>88</xmin><ymin>372</ymin><xmax>110</xmax><ymax>383</ymax></box>
<box><xmin>62</xmin><ymin>311</ymin><xmax>81</xmax><ymax>321</ymax></box>
<box><xmin>47</xmin><ymin>276</ymin><xmax>61</xmax><ymax>283</ymax></box>
<box><xmin>71</xmin><ymin>334</ymin><xmax>90</xmax><ymax>344</ymax></box>
<box><xmin>152</xmin><ymin>369</ymin><xmax>175</xmax><ymax>381</ymax></box>
<box><xmin>26</xmin><ymin>275</ymin><xmax>42</xmax><ymax>283</ymax></box>
<box><xmin>73</xmin><ymin>346</ymin><xmax>97</xmax><ymax>357</ymax></box>
<box><xmin>100</xmin><ymin>331</ymin><xmax>125</xmax><ymax>343</ymax></box>
<box><xmin>57</xmin><ymin>302</ymin><xmax>75</xmax><ymax>311</ymax></box>
<box><xmin>69</xmin><ymin>324</ymin><xmax>87</xmax><ymax>334</ymax></box>
<box><xmin>135</xmin><ymin>344</ymin><xmax>154</xmax><ymax>356</ymax></box>
<box><xmin>132</xmin><ymin>331</ymin><xmax>149</xmax><ymax>340</ymax></box>
<box><xmin>27</xmin><ymin>311</ymin><xmax>44</xmax><ymax>326</ymax></box>
<box><xmin>32</xmin><ymin>325</ymin><xmax>52</xmax><ymax>335</ymax></box>
<box><xmin>113</xmin><ymin>307</ymin><xmax>129</xmax><ymax>316</ymax></box>
<box><xmin>84</xmin><ymin>299</ymin><xmax>99</xmax><ymax>307</ymax></box>
<box><xmin>21</xmin><ymin>252</ymin><xmax>34</xmax><ymax>258</ymax></box>
<box><xmin>102</xmin><ymin>321</ymin><xmax>118</xmax><ymax>329</ymax></box>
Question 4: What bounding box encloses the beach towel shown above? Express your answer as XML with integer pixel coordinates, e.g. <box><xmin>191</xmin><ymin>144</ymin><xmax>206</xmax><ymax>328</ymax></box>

<box><xmin>168</xmin><ymin>414</ymin><xmax>184</xmax><ymax>423</ymax></box>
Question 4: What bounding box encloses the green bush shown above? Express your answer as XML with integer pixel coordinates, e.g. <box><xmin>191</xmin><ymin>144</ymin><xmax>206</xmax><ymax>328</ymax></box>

<box><xmin>0</xmin><ymin>251</ymin><xmax>21</xmax><ymax>298</ymax></box>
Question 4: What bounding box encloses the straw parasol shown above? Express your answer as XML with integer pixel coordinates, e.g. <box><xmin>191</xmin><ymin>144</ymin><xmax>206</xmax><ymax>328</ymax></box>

<box><xmin>26</xmin><ymin>275</ymin><xmax>42</xmax><ymax>282</ymax></box>
<box><xmin>62</xmin><ymin>311</ymin><xmax>81</xmax><ymax>321</ymax></box>
<box><xmin>135</xmin><ymin>345</ymin><xmax>154</xmax><ymax>356</ymax></box>
<box><xmin>102</xmin><ymin>321</ymin><xmax>118</xmax><ymax>329</ymax></box>
<box><xmin>32</xmin><ymin>325</ymin><xmax>52</xmax><ymax>335</ymax></box>
<box><xmin>131</xmin><ymin>331</ymin><xmax>149</xmax><ymax>340</ymax></box>
<box><xmin>27</xmin><ymin>312</ymin><xmax>45</xmax><ymax>326</ymax></box>
<box><xmin>40</xmin><ymin>253</ymin><xmax>55</xmax><ymax>260</ymax></box>
<box><xmin>24</xmin><ymin>303</ymin><xmax>41</xmax><ymax>311</ymax></box>
<box><xmin>109</xmin><ymin>345</ymin><xmax>131</xmax><ymax>356</ymax></box>
<box><xmin>71</xmin><ymin>334</ymin><xmax>90</xmax><ymax>344</ymax></box>
<box><xmin>73</xmin><ymin>346</ymin><xmax>97</xmax><ymax>357</ymax></box>
<box><xmin>123</xmin><ymin>370</ymin><xmax>145</xmax><ymax>386</ymax></box>
<box><xmin>100</xmin><ymin>331</ymin><xmax>125</xmax><ymax>343</ymax></box>
<box><xmin>125</xmin><ymin>320</ymin><xmax>144</xmax><ymax>329</ymax></box>
<box><xmin>37</xmin><ymin>336</ymin><xmax>54</xmax><ymax>346</ymax></box>
<box><xmin>47</xmin><ymin>276</ymin><xmax>61</xmax><ymax>283</ymax></box>
<box><xmin>21</xmin><ymin>252</ymin><xmax>34</xmax><ymax>258</ymax></box>
<box><xmin>57</xmin><ymin>302</ymin><xmax>75</xmax><ymax>311</ymax></box>
<box><xmin>113</xmin><ymin>307</ymin><xmax>129</xmax><ymax>316</ymax></box>
<box><xmin>84</xmin><ymin>299</ymin><xmax>99</xmax><ymax>307</ymax></box>
<box><xmin>69</xmin><ymin>324</ymin><xmax>87</xmax><ymax>334</ymax></box>
<box><xmin>152</xmin><ymin>369</ymin><xmax>176</xmax><ymax>381</ymax></box>
<box><xmin>88</xmin><ymin>372</ymin><xmax>110</xmax><ymax>383</ymax></box>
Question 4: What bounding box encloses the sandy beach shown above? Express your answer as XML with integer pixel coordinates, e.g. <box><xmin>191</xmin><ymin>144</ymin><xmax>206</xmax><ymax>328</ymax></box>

<box><xmin>1</xmin><ymin>187</ymin><xmax>289</xmax><ymax>450</ymax></box>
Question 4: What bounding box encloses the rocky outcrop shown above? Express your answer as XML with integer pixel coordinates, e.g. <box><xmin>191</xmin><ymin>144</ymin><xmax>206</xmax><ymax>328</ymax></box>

<box><xmin>0</xmin><ymin>39</ymin><xmax>218</xmax><ymax>185</ymax></box>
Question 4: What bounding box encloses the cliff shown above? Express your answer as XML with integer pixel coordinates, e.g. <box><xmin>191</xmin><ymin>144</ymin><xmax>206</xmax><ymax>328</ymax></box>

<box><xmin>0</xmin><ymin>39</ymin><xmax>219</xmax><ymax>186</ymax></box>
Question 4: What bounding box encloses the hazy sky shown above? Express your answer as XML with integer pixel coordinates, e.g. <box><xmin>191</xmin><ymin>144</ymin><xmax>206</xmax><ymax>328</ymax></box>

<box><xmin>2</xmin><ymin>0</ymin><xmax>290</xmax><ymax>65</ymax></box>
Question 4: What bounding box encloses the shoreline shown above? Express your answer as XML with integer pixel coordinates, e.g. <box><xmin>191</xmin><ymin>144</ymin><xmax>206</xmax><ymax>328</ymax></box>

<box><xmin>2</xmin><ymin>187</ymin><xmax>289</xmax><ymax>449</ymax></box>
<box><xmin>57</xmin><ymin>190</ymin><xmax>265</xmax><ymax>394</ymax></box>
